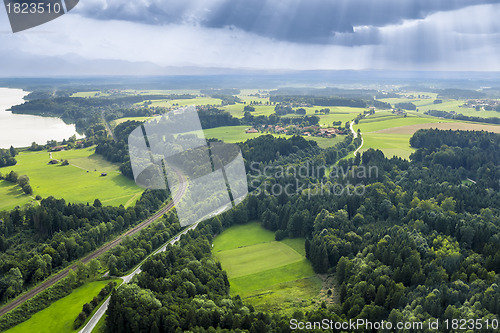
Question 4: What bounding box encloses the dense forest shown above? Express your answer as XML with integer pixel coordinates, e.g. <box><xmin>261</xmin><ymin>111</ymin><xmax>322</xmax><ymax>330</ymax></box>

<box><xmin>0</xmin><ymin>189</ymin><xmax>170</xmax><ymax>303</ymax></box>
<box><xmin>104</xmin><ymin>129</ymin><xmax>499</xmax><ymax>332</ymax></box>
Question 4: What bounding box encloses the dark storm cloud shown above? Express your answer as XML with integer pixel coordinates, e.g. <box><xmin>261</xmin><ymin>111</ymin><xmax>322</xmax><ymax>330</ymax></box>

<box><xmin>74</xmin><ymin>0</ymin><xmax>500</xmax><ymax>45</ymax></box>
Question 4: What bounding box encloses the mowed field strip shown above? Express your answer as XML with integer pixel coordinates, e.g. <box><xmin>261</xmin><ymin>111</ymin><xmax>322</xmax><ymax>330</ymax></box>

<box><xmin>215</xmin><ymin>242</ymin><xmax>304</xmax><ymax>279</ymax></box>
<box><xmin>5</xmin><ymin>279</ymin><xmax>121</xmax><ymax>333</ymax></box>
<box><xmin>352</xmin><ymin>110</ymin><xmax>500</xmax><ymax>159</ymax></box>
<box><xmin>373</xmin><ymin>122</ymin><xmax>500</xmax><ymax>134</ymax></box>
<box><xmin>0</xmin><ymin>147</ymin><xmax>143</xmax><ymax>208</ymax></box>
<box><xmin>213</xmin><ymin>222</ymin><xmax>320</xmax><ymax>314</ymax></box>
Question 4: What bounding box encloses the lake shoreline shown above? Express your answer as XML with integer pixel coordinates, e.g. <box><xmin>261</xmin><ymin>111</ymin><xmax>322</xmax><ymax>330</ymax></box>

<box><xmin>0</xmin><ymin>87</ymin><xmax>83</xmax><ymax>149</ymax></box>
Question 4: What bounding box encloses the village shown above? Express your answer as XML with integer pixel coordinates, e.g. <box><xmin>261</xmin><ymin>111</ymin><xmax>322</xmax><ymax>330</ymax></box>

<box><xmin>461</xmin><ymin>99</ymin><xmax>500</xmax><ymax>111</ymax></box>
<box><xmin>246</xmin><ymin>124</ymin><xmax>348</xmax><ymax>138</ymax></box>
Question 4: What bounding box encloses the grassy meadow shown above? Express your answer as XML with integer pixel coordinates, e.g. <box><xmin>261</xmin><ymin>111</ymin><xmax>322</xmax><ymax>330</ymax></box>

<box><xmin>353</xmin><ymin>112</ymin><xmax>457</xmax><ymax>159</ymax></box>
<box><xmin>0</xmin><ymin>147</ymin><xmax>143</xmax><ymax>208</ymax></box>
<box><xmin>109</xmin><ymin>116</ymin><xmax>155</xmax><ymax>129</ymax></box>
<box><xmin>0</xmin><ymin>180</ymin><xmax>35</xmax><ymax>211</ymax></box>
<box><xmin>6</xmin><ymin>279</ymin><xmax>121</xmax><ymax>333</ymax></box>
<box><xmin>203</xmin><ymin>126</ymin><xmax>265</xmax><ymax>142</ymax></box>
<box><xmin>213</xmin><ymin>222</ymin><xmax>321</xmax><ymax>315</ymax></box>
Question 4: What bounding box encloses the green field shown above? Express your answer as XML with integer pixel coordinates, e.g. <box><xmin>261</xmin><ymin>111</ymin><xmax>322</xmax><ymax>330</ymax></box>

<box><xmin>213</xmin><ymin>222</ymin><xmax>321</xmax><ymax>314</ymax></box>
<box><xmin>378</xmin><ymin>95</ymin><xmax>500</xmax><ymax>119</ymax></box>
<box><xmin>307</xmin><ymin>136</ymin><xmax>345</xmax><ymax>149</ymax></box>
<box><xmin>6</xmin><ymin>279</ymin><xmax>121</xmax><ymax>333</ymax></box>
<box><xmin>358</xmin><ymin>134</ymin><xmax>415</xmax><ymax>159</ymax></box>
<box><xmin>70</xmin><ymin>91</ymin><xmax>110</xmax><ymax>98</ymax></box>
<box><xmin>0</xmin><ymin>147</ymin><xmax>143</xmax><ymax>208</ymax></box>
<box><xmin>203</xmin><ymin>126</ymin><xmax>264</xmax><ymax>142</ymax></box>
<box><xmin>0</xmin><ymin>180</ymin><xmax>35</xmax><ymax>211</ymax></box>
<box><xmin>109</xmin><ymin>116</ymin><xmax>155</xmax><ymax>128</ymax></box>
<box><xmin>354</xmin><ymin>113</ymin><xmax>455</xmax><ymax>133</ymax></box>
<box><xmin>223</xmin><ymin>104</ymin><xmax>364</xmax><ymax>126</ymax></box>
<box><xmin>351</xmin><ymin>112</ymin><xmax>458</xmax><ymax>159</ymax></box>
<box><xmin>223</xmin><ymin>104</ymin><xmax>276</xmax><ymax>118</ymax></box>
<box><xmin>137</xmin><ymin>97</ymin><xmax>222</xmax><ymax>108</ymax></box>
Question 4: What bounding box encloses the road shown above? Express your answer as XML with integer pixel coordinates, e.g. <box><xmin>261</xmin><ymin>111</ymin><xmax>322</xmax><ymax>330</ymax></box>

<box><xmin>0</xmin><ymin>169</ymin><xmax>187</xmax><ymax>317</ymax></box>
<box><xmin>101</xmin><ymin>110</ymin><xmax>116</xmax><ymax>141</ymax></box>
<box><xmin>79</xmin><ymin>205</ymin><xmax>228</xmax><ymax>333</ymax></box>
<box><xmin>350</xmin><ymin>120</ymin><xmax>364</xmax><ymax>157</ymax></box>
<box><xmin>79</xmin><ymin>225</ymin><xmax>194</xmax><ymax>333</ymax></box>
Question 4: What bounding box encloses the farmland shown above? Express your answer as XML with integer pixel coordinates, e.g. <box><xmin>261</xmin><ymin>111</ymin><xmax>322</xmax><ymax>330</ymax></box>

<box><xmin>353</xmin><ymin>112</ymin><xmax>459</xmax><ymax>158</ymax></box>
<box><xmin>6</xmin><ymin>279</ymin><xmax>121</xmax><ymax>333</ymax></box>
<box><xmin>0</xmin><ymin>180</ymin><xmax>34</xmax><ymax>211</ymax></box>
<box><xmin>212</xmin><ymin>222</ymin><xmax>321</xmax><ymax>315</ymax></box>
<box><xmin>0</xmin><ymin>147</ymin><xmax>142</xmax><ymax>208</ymax></box>
<box><xmin>203</xmin><ymin>126</ymin><xmax>265</xmax><ymax>142</ymax></box>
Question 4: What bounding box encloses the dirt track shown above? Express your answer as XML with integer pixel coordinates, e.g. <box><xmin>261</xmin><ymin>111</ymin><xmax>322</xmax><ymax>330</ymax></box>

<box><xmin>0</xmin><ymin>170</ymin><xmax>187</xmax><ymax>317</ymax></box>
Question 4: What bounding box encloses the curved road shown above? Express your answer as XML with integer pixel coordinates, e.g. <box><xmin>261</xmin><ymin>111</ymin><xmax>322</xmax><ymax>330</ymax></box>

<box><xmin>0</xmin><ymin>170</ymin><xmax>187</xmax><ymax>318</ymax></box>
<box><xmin>350</xmin><ymin>120</ymin><xmax>364</xmax><ymax>157</ymax></box>
<box><xmin>79</xmin><ymin>203</ymin><xmax>228</xmax><ymax>333</ymax></box>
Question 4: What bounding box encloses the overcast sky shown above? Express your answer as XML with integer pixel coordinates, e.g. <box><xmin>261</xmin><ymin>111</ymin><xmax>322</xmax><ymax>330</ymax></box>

<box><xmin>2</xmin><ymin>0</ymin><xmax>500</xmax><ymax>74</ymax></box>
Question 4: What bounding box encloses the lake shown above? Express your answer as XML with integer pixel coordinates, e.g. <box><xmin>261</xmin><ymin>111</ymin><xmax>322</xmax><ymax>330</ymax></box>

<box><xmin>0</xmin><ymin>87</ymin><xmax>82</xmax><ymax>149</ymax></box>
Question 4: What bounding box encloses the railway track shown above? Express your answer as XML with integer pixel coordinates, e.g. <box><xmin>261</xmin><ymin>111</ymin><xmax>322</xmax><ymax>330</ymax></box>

<box><xmin>0</xmin><ymin>170</ymin><xmax>187</xmax><ymax>317</ymax></box>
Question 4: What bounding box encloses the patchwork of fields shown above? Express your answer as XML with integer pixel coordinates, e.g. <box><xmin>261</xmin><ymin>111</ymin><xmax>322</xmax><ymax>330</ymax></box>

<box><xmin>213</xmin><ymin>222</ymin><xmax>321</xmax><ymax>314</ymax></box>
<box><xmin>80</xmin><ymin>89</ymin><xmax>500</xmax><ymax>161</ymax></box>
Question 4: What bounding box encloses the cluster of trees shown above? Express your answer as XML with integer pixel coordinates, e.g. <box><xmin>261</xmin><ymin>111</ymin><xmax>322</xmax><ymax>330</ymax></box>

<box><xmin>104</xmin><ymin>213</ymin><xmax>180</xmax><ymax>276</ymax></box>
<box><xmin>239</xmin><ymin>135</ymin><xmax>318</xmax><ymax>164</ymax></box>
<box><xmin>425</xmin><ymin>109</ymin><xmax>500</xmax><ymax>125</ymax></box>
<box><xmin>0</xmin><ymin>147</ymin><xmax>17</xmax><ymax>168</ymax></box>
<box><xmin>274</xmin><ymin>104</ymin><xmax>307</xmax><ymax>115</ymax></box>
<box><xmin>372</xmin><ymin>100</ymin><xmax>392</xmax><ymax>109</ymax></box>
<box><xmin>197</xmin><ymin>107</ymin><xmax>241</xmax><ymax>128</ymax></box>
<box><xmin>315</xmin><ymin>108</ymin><xmax>331</xmax><ymax>114</ymax></box>
<box><xmin>394</xmin><ymin>102</ymin><xmax>417</xmax><ymax>110</ymax></box>
<box><xmin>270</xmin><ymin>95</ymin><xmax>367</xmax><ymax>108</ymax></box>
<box><xmin>0</xmin><ymin>171</ymin><xmax>33</xmax><ymax>195</ymax></box>
<box><xmin>73</xmin><ymin>281</ymin><xmax>117</xmax><ymax>329</ymax></box>
<box><xmin>0</xmin><ymin>189</ymin><xmax>169</xmax><ymax>302</ymax></box>
<box><xmin>243</xmin><ymin>112</ymin><xmax>320</xmax><ymax>127</ymax></box>
<box><xmin>435</xmin><ymin>88</ymin><xmax>486</xmax><ymax>99</ymax></box>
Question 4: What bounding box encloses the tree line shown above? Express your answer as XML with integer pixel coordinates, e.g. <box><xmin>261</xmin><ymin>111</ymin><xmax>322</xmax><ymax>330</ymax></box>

<box><xmin>0</xmin><ymin>189</ymin><xmax>169</xmax><ymax>303</ymax></box>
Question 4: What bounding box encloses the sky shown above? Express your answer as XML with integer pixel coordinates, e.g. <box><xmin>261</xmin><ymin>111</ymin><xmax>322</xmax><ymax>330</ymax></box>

<box><xmin>2</xmin><ymin>0</ymin><xmax>500</xmax><ymax>75</ymax></box>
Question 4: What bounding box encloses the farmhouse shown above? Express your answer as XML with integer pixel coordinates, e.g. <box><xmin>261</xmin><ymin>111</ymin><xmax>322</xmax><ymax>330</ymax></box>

<box><xmin>50</xmin><ymin>146</ymin><xmax>65</xmax><ymax>151</ymax></box>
